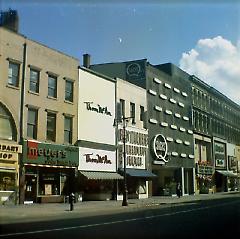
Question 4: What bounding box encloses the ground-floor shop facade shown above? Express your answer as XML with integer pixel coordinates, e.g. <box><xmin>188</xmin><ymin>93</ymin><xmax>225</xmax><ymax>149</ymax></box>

<box><xmin>152</xmin><ymin>166</ymin><xmax>194</xmax><ymax>196</ymax></box>
<box><xmin>22</xmin><ymin>140</ymin><xmax>79</xmax><ymax>204</ymax></box>
<box><xmin>78</xmin><ymin>146</ymin><xmax>123</xmax><ymax>201</ymax></box>
<box><xmin>0</xmin><ymin>141</ymin><xmax>22</xmax><ymax>204</ymax></box>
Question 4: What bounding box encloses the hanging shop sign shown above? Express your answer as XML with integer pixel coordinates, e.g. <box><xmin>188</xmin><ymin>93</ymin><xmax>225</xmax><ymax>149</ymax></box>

<box><xmin>23</xmin><ymin>140</ymin><xmax>79</xmax><ymax>167</ymax></box>
<box><xmin>79</xmin><ymin>147</ymin><xmax>116</xmax><ymax>172</ymax></box>
<box><xmin>152</xmin><ymin>134</ymin><xmax>168</xmax><ymax>163</ymax></box>
<box><xmin>118</xmin><ymin>127</ymin><xmax>148</xmax><ymax>169</ymax></box>
<box><xmin>214</xmin><ymin>141</ymin><xmax>226</xmax><ymax>168</ymax></box>
<box><xmin>197</xmin><ymin>163</ymin><xmax>214</xmax><ymax>175</ymax></box>
<box><xmin>0</xmin><ymin>142</ymin><xmax>22</xmax><ymax>161</ymax></box>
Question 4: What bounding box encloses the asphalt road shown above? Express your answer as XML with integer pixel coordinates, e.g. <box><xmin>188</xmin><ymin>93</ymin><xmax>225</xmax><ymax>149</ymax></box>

<box><xmin>1</xmin><ymin>195</ymin><xmax>240</xmax><ymax>239</ymax></box>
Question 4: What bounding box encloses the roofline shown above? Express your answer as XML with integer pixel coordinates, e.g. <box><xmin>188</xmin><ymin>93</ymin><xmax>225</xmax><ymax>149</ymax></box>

<box><xmin>79</xmin><ymin>66</ymin><xmax>116</xmax><ymax>83</ymax></box>
<box><xmin>0</xmin><ymin>26</ymin><xmax>79</xmax><ymax>62</ymax></box>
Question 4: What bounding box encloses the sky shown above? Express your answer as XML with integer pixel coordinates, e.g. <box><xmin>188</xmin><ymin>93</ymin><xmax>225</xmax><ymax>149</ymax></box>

<box><xmin>1</xmin><ymin>0</ymin><xmax>240</xmax><ymax>104</ymax></box>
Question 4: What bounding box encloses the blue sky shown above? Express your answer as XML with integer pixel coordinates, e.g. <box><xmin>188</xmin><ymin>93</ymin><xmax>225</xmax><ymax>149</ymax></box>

<box><xmin>1</xmin><ymin>0</ymin><xmax>240</xmax><ymax>103</ymax></box>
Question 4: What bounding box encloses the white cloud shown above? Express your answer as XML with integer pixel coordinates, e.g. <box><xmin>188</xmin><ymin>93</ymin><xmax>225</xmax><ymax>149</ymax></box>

<box><xmin>179</xmin><ymin>36</ymin><xmax>240</xmax><ymax>104</ymax></box>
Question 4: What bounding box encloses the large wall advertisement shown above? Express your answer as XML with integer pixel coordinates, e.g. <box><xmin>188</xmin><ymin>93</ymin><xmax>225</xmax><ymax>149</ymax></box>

<box><xmin>78</xmin><ymin>69</ymin><xmax>116</xmax><ymax>146</ymax></box>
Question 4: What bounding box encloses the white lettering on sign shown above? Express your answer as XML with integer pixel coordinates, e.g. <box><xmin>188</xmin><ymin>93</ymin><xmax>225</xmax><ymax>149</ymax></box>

<box><xmin>153</xmin><ymin>134</ymin><xmax>168</xmax><ymax>162</ymax></box>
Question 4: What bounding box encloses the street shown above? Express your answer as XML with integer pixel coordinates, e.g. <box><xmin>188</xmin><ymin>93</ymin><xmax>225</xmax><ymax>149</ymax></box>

<box><xmin>1</xmin><ymin>195</ymin><xmax>240</xmax><ymax>239</ymax></box>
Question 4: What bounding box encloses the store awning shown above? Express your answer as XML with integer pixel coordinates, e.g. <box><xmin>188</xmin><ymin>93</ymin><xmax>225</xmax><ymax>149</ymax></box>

<box><xmin>120</xmin><ymin>169</ymin><xmax>157</xmax><ymax>178</ymax></box>
<box><xmin>79</xmin><ymin>171</ymin><xmax>123</xmax><ymax>180</ymax></box>
<box><xmin>216</xmin><ymin>170</ymin><xmax>239</xmax><ymax>178</ymax></box>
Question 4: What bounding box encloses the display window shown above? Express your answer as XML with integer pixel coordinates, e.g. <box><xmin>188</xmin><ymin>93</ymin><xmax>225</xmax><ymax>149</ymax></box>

<box><xmin>0</xmin><ymin>171</ymin><xmax>16</xmax><ymax>191</ymax></box>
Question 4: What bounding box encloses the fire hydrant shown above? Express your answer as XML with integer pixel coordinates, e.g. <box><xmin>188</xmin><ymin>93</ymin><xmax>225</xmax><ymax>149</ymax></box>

<box><xmin>69</xmin><ymin>193</ymin><xmax>75</xmax><ymax>211</ymax></box>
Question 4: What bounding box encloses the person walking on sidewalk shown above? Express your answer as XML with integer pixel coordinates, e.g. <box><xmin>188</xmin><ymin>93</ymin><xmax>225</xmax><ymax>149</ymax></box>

<box><xmin>176</xmin><ymin>182</ymin><xmax>182</xmax><ymax>198</ymax></box>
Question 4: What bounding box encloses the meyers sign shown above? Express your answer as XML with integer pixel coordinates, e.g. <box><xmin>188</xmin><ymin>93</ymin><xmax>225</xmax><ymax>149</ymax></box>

<box><xmin>23</xmin><ymin>140</ymin><xmax>79</xmax><ymax>167</ymax></box>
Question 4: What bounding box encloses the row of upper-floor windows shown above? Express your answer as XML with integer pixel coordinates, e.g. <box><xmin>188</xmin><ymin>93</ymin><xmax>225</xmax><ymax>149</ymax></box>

<box><xmin>192</xmin><ymin>87</ymin><xmax>240</xmax><ymax>125</ymax></box>
<box><xmin>8</xmin><ymin>60</ymin><xmax>74</xmax><ymax>103</ymax></box>
<box><xmin>0</xmin><ymin>102</ymin><xmax>73</xmax><ymax>144</ymax></box>
<box><xmin>119</xmin><ymin>99</ymin><xmax>145</xmax><ymax>125</ymax></box>
<box><xmin>193</xmin><ymin>110</ymin><xmax>240</xmax><ymax>143</ymax></box>
<box><xmin>27</xmin><ymin>108</ymin><xmax>73</xmax><ymax>144</ymax></box>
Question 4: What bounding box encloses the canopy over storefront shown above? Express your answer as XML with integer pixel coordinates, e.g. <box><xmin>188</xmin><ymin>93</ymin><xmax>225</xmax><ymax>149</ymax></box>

<box><xmin>79</xmin><ymin>171</ymin><xmax>123</xmax><ymax>180</ymax></box>
<box><xmin>216</xmin><ymin>170</ymin><xmax>239</xmax><ymax>178</ymax></box>
<box><xmin>120</xmin><ymin>168</ymin><xmax>157</xmax><ymax>179</ymax></box>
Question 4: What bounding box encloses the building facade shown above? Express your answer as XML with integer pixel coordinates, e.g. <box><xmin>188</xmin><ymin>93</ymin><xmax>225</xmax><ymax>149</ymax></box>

<box><xmin>91</xmin><ymin>60</ymin><xmax>195</xmax><ymax>196</ymax></box>
<box><xmin>116</xmin><ymin>78</ymin><xmax>155</xmax><ymax>199</ymax></box>
<box><xmin>190</xmin><ymin>75</ymin><xmax>240</xmax><ymax>193</ymax></box>
<box><xmin>77</xmin><ymin>66</ymin><xmax>122</xmax><ymax>201</ymax></box>
<box><xmin>0</xmin><ymin>27</ymin><xmax>79</xmax><ymax>204</ymax></box>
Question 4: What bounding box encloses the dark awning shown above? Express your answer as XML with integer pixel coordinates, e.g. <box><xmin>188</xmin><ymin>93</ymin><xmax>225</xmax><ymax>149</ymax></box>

<box><xmin>80</xmin><ymin>171</ymin><xmax>123</xmax><ymax>180</ymax></box>
<box><xmin>120</xmin><ymin>168</ymin><xmax>157</xmax><ymax>179</ymax></box>
<box><xmin>216</xmin><ymin>170</ymin><xmax>238</xmax><ymax>178</ymax></box>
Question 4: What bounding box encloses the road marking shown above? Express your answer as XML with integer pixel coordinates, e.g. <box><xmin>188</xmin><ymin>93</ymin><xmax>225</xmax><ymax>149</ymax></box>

<box><xmin>0</xmin><ymin>200</ymin><xmax>239</xmax><ymax>238</ymax></box>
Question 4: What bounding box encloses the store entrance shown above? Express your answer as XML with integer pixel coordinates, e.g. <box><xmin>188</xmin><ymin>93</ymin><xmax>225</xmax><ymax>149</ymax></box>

<box><xmin>25</xmin><ymin>174</ymin><xmax>37</xmax><ymax>203</ymax></box>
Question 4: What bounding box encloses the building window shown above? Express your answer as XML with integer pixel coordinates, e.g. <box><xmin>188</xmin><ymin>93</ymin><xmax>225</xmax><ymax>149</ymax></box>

<box><xmin>130</xmin><ymin>102</ymin><xmax>135</xmax><ymax>124</ymax></box>
<box><xmin>47</xmin><ymin>112</ymin><xmax>56</xmax><ymax>141</ymax></box>
<box><xmin>65</xmin><ymin>79</ymin><xmax>74</xmax><ymax>102</ymax></box>
<box><xmin>27</xmin><ymin>108</ymin><xmax>38</xmax><ymax>139</ymax></box>
<box><xmin>140</xmin><ymin>106</ymin><xmax>145</xmax><ymax>121</ymax></box>
<box><xmin>8</xmin><ymin>62</ymin><xmax>20</xmax><ymax>87</ymax></box>
<box><xmin>29</xmin><ymin>68</ymin><xmax>40</xmax><ymax>93</ymax></box>
<box><xmin>0</xmin><ymin>104</ymin><xmax>15</xmax><ymax>140</ymax></box>
<box><xmin>120</xmin><ymin>99</ymin><xmax>125</xmax><ymax>118</ymax></box>
<box><xmin>64</xmin><ymin>116</ymin><xmax>72</xmax><ymax>144</ymax></box>
<box><xmin>48</xmin><ymin>75</ymin><xmax>57</xmax><ymax>98</ymax></box>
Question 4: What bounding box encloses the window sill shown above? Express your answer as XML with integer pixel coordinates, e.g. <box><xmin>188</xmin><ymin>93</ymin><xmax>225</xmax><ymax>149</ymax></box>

<box><xmin>28</xmin><ymin>90</ymin><xmax>39</xmax><ymax>96</ymax></box>
<box><xmin>47</xmin><ymin>95</ymin><xmax>57</xmax><ymax>101</ymax></box>
<box><xmin>64</xmin><ymin>100</ymin><xmax>74</xmax><ymax>105</ymax></box>
<box><xmin>6</xmin><ymin>84</ymin><xmax>20</xmax><ymax>90</ymax></box>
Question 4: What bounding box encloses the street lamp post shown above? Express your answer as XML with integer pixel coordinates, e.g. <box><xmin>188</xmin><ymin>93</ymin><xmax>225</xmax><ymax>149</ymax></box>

<box><xmin>114</xmin><ymin>116</ymin><xmax>133</xmax><ymax>207</ymax></box>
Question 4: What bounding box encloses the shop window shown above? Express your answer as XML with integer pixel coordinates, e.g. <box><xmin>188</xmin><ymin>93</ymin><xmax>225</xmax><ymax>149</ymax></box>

<box><xmin>0</xmin><ymin>172</ymin><xmax>15</xmax><ymax>191</ymax></box>
<box><xmin>27</xmin><ymin>108</ymin><xmax>38</xmax><ymax>139</ymax></box>
<box><xmin>64</xmin><ymin>116</ymin><xmax>73</xmax><ymax>144</ymax></box>
<box><xmin>46</xmin><ymin>112</ymin><xmax>56</xmax><ymax>141</ymax></box>
<box><xmin>65</xmin><ymin>79</ymin><xmax>74</xmax><ymax>102</ymax></box>
<box><xmin>0</xmin><ymin>104</ymin><xmax>16</xmax><ymax>140</ymax></box>
<box><xmin>29</xmin><ymin>68</ymin><xmax>40</xmax><ymax>93</ymax></box>
<box><xmin>8</xmin><ymin>61</ymin><xmax>20</xmax><ymax>87</ymax></box>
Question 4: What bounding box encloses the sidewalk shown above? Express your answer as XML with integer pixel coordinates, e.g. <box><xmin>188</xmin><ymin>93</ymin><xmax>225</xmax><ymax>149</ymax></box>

<box><xmin>1</xmin><ymin>191</ymin><xmax>239</xmax><ymax>225</ymax></box>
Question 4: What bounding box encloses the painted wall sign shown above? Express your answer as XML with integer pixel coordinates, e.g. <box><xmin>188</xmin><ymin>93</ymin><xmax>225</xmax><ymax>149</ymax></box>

<box><xmin>84</xmin><ymin>101</ymin><xmax>112</xmax><ymax>116</ymax></box>
<box><xmin>152</xmin><ymin>134</ymin><xmax>168</xmax><ymax>162</ymax></box>
<box><xmin>118</xmin><ymin>127</ymin><xmax>148</xmax><ymax>170</ymax></box>
<box><xmin>79</xmin><ymin>147</ymin><xmax>116</xmax><ymax>172</ymax></box>
<box><xmin>23</xmin><ymin>140</ymin><xmax>79</xmax><ymax>167</ymax></box>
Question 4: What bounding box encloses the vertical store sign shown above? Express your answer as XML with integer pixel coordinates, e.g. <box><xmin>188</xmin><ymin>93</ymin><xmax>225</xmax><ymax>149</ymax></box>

<box><xmin>214</xmin><ymin>141</ymin><xmax>226</xmax><ymax>168</ymax></box>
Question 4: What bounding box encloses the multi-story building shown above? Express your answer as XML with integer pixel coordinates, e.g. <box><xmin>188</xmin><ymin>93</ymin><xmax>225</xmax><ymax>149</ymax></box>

<box><xmin>190</xmin><ymin>75</ymin><xmax>240</xmax><ymax>193</ymax></box>
<box><xmin>91</xmin><ymin>60</ymin><xmax>195</xmax><ymax>196</ymax></box>
<box><xmin>116</xmin><ymin>77</ymin><xmax>155</xmax><ymax>199</ymax></box>
<box><xmin>0</xmin><ymin>26</ymin><xmax>79</xmax><ymax>204</ymax></box>
<box><xmin>76</xmin><ymin>61</ymin><xmax>123</xmax><ymax>201</ymax></box>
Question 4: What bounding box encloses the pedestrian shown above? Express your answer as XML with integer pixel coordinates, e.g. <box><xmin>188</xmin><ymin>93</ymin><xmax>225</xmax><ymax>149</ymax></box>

<box><xmin>176</xmin><ymin>182</ymin><xmax>181</xmax><ymax>198</ymax></box>
<box><xmin>69</xmin><ymin>192</ymin><xmax>75</xmax><ymax>211</ymax></box>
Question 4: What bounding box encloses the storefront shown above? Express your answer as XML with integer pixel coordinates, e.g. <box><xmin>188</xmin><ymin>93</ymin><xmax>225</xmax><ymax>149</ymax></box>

<box><xmin>196</xmin><ymin>162</ymin><xmax>214</xmax><ymax>194</ymax></box>
<box><xmin>117</xmin><ymin>126</ymin><xmax>155</xmax><ymax>199</ymax></box>
<box><xmin>23</xmin><ymin>140</ymin><xmax>79</xmax><ymax>203</ymax></box>
<box><xmin>0</xmin><ymin>141</ymin><xmax>22</xmax><ymax>204</ymax></box>
<box><xmin>78</xmin><ymin>147</ymin><xmax>123</xmax><ymax>201</ymax></box>
<box><xmin>213</xmin><ymin>139</ymin><xmax>228</xmax><ymax>192</ymax></box>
